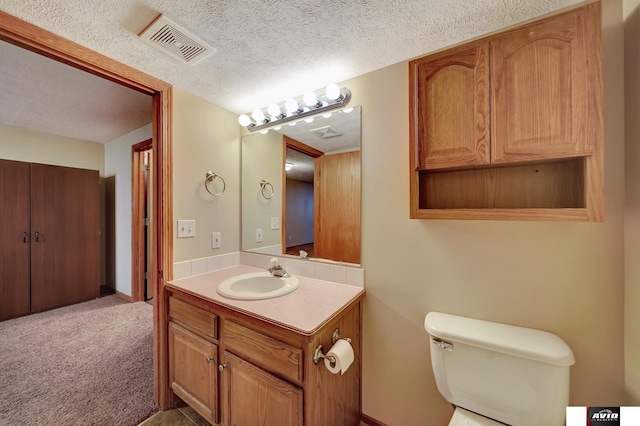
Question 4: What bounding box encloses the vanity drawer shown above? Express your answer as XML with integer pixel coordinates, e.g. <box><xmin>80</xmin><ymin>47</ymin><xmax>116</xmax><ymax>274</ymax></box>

<box><xmin>223</xmin><ymin>320</ymin><xmax>303</xmax><ymax>384</ymax></box>
<box><xmin>169</xmin><ymin>297</ymin><xmax>217</xmax><ymax>341</ymax></box>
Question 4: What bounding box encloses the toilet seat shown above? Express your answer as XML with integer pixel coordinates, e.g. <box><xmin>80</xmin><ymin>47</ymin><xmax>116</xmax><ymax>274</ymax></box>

<box><xmin>449</xmin><ymin>407</ymin><xmax>506</xmax><ymax>426</ymax></box>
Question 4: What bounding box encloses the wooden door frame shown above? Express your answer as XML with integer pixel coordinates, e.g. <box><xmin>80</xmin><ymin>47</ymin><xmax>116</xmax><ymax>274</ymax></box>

<box><xmin>0</xmin><ymin>12</ymin><xmax>174</xmax><ymax>408</ymax></box>
<box><xmin>132</xmin><ymin>139</ymin><xmax>153</xmax><ymax>302</ymax></box>
<box><xmin>282</xmin><ymin>136</ymin><xmax>323</xmax><ymax>255</ymax></box>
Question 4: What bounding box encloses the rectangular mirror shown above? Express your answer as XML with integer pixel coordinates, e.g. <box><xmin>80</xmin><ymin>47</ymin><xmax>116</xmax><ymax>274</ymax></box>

<box><xmin>241</xmin><ymin>106</ymin><xmax>361</xmax><ymax>264</ymax></box>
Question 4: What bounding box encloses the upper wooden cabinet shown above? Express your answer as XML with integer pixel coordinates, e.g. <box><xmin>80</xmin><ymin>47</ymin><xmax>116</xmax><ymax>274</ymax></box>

<box><xmin>409</xmin><ymin>1</ymin><xmax>603</xmax><ymax>221</ymax></box>
<box><xmin>413</xmin><ymin>42</ymin><xmax>490</xmax><ymax>170</ymax></box>
<box><xmin>491</xmin><ymin>6</ymin><xmax>598</xmax><ymax>163</ymax></box>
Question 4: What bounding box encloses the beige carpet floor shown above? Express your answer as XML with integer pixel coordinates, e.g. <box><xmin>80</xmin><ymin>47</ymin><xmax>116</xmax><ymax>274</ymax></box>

<box><xmin>0</xmin><ymin>295</ymin><xmax>158</xmax><ymax>425</ymax></box>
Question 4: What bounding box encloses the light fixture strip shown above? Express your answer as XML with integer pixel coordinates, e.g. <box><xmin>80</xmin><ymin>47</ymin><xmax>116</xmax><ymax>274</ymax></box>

<box><xmin>241</xmin><ymin>86</ymin><xmax>351</xmax><ymax>133</ymax></box>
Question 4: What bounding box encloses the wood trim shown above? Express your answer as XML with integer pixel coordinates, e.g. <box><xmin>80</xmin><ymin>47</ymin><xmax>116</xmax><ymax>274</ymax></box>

<box><xmin>284</xmin><ymin>135</ymin><xmax>324</xmax><ymax>158</ymax></box>
<box><xmin>360</xmin><ymin>413</ymin><xmax>390</xmax><ymax>426</ymax></box>
<box><xmin>115</xmin><ymin>290</ymin><xmax>134</xmax><ymax>303</ymax></box>
<box><xmin>281</xmin><ymin>137</ymin><xmax>287</xmax><ymax>254</ymax></box>
<box><xmin>0</xmin><ymin>11</ymin><xmax>174</xmax><ymax>409</ymax></box>
<box><xmin>153</xmin><ymin>87</ymin><xmax>174</xmax><ymax>408</ymax></box>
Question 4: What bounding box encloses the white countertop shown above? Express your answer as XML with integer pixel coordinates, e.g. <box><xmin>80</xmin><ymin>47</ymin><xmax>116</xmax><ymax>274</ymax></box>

<box><xmin>167</xmin><ymin>265</ymin><xmax>365</xmax><ymax>335</ymax></box>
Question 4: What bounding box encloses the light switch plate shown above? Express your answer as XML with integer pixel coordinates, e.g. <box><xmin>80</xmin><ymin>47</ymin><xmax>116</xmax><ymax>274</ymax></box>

<box><xmin>256</xmin><ymin>228</ymin><xmax>263</xmax><ymax>243</ymax></box>
<box><xmin>271</xmin><ymin>217</ymin><xmax>280</xmax><ymax>230</ymax></box>
<box><xmin>212</xmin><ymin>232</ymin><xmax>221</xmax><ymax>249</ymax></box>
<box><xmin>177</xmin><ymin>220</ymin><xmax>196</xmax><ymax>238</ymax></box>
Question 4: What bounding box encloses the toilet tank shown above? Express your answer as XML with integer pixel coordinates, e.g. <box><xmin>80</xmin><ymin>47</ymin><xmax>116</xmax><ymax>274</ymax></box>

<box><xmin>424</xmin><ymin>312</ymin><xmax>575</xmax><ymax>426</ymax></box>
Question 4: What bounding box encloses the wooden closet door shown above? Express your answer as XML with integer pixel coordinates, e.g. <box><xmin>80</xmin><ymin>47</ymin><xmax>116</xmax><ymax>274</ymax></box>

<box><xmin>0</xmin><ymin>159</ymin><xmax>31</xmax><ymax>321</ymax></box>
<box><xmin>30</xmin><ymin>163</ymin><xmax>100</xmax><ymax>312</ymax></box>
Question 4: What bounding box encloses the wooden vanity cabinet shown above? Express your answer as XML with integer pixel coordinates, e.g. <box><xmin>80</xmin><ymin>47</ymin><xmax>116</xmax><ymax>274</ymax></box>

<box><xmin>169</xmin><ymin>323</ymin><xmax>218</xmax><ymax>423</ymax></box>
<box><xmin>168</xmin><ymin>297</ymin><xmax>219</xmax><ymax>424</ymax></box>
<box><xmin>167</xmin><ymin>288</ymin><xmax>362</xmax><ymax>426</ymax></box>
<box><xmin>409</xmin><ymin>2</ymin><xmax>603</xmax><ymax>221</ymax></box>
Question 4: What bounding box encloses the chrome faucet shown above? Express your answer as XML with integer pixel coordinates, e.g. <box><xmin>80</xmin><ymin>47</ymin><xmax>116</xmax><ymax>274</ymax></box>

<box><xmin>268</xmin><ymin>257</ymin><xmax>290</xmax><ymax>278</ymax></box>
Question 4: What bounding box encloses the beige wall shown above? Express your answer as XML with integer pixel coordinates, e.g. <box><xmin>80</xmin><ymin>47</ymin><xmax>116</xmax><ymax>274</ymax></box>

<box><xmin>624</xmin><ymin>0</ymin><xmax>640</xmax><ymax>405</ymax></box>
<box><xmin>172</xmin><ymin>88</ymin><xmax>241</xmax><ymax>262</ymax></box>
<box><xmin>0</xmin><ymin>122</ymin><xmax>104</xmax><ymax>173</ymax></box>
<box><xmin>241</xmin><ymin>131</ymin><xmax>283</xmax><ymax>252</ymax></box>
<box><xmin>166</xmin><ymin>1</ymin><xmax>632</xmax><ymax>421</ymax></box>
<box><xmin>342</xmin><ymin>0</ymin><xmax>626</xmax><ymax>423</ymax></box>
<box><xmin>104</xmin><ymin>123</ymin><xmax>153</xmax><ymax>296</ymax></box>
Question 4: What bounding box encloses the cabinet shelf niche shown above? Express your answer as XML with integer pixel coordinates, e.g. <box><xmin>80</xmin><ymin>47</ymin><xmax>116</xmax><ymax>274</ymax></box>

<box><xmin>419</xmin><ymin>158</ymin><xmax>586</xmax><ymax>210</ymax></box>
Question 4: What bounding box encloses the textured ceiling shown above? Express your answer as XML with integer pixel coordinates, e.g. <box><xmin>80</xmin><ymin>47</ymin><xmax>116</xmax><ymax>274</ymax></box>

<box><xmin>0</xmin><ymin>40</ymin><xmax>152</xmax><ymax>144</ymax></box>
<box><xmin>0</xmin><ymin>0</ymin><xmax>587</xmax><ymax>121</ymax></box>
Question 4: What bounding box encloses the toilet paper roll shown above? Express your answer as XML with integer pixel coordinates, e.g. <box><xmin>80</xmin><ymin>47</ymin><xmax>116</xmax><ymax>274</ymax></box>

<box><xmin>324</xmin><ymin>339</ymin><xmax>354</xmax><ymax>375</ymax></box>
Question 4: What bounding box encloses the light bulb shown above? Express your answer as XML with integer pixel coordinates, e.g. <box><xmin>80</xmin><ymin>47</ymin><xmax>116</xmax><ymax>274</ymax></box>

<box><xmin>238</xmin><ymin>114</ymin><xmax>252</xmax><ymax>126</ymax></box>
<box><xmin>251</xmin><ymin>109</ymin><xmax>265</xmax><ymax>123</ymax></box>
<box><xmin>285</xmin><ymin>98</ymin><xmax>299</xmax><ymax>113</ymax></box>
<box><xmin>325</xmin><ymin>83</ymin><xmax>341</xmax><ymax>101</ymax></box>
<box><xmin>268</xmin><ymin>103</ymin><xmax>281</xmax><ymax>117</ymax></box>
<box><xmin>303</xmin><ymin>91</ymin><xmax>318</xmax><ymax>107</ymax></box>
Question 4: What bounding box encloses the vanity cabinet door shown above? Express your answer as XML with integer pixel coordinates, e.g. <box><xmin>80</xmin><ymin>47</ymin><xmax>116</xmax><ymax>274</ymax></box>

<box><xmin>169</xmin><ymin>323</ymin><xmax>218</xmax><ymax>424</ymax></box>
<box><xmin>221</xmin><ymin>351</ymin><xmax>303</xmax><ymax>426</ymax></box>
<box><xmin>410</xmin><ymin>41</ymin><xmax>490</xmax><ymax>170</ymax></box>
<box><xmin>491</xmin><ymin>5</ymin><xmax>597</xmax><ymax>163</ymax></box>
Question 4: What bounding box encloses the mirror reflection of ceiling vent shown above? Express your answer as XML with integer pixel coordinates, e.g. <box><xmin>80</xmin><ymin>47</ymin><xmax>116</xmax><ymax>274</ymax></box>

<box><xmin>139</xmin><ymin>14</ymin><xmax>215</xmax><ymax>65</ymax></box>
<box><xmin>310</xmin><ymin>126</ymin><xmax>342</xmax><ymax>139</ymax></box>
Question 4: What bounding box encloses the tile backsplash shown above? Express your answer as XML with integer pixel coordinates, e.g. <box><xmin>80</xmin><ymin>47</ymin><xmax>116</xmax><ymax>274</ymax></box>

<box><xmin>172</xmin><ymin>251</ymin><xmax>364</xmax><ymax>287</ymax></box>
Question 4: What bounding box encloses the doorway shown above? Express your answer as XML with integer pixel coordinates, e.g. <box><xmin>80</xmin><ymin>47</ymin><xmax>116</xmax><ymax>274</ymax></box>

<box><xmin>282</xmin><ymin>136</ymin><xmax>323</xmax><ymax>258</ymax></box>
<box><xmin>0</xmin><ymin>11</ymin><xmax>174</xmax><ymax>408</ymax></box>
<box><xmin>133</xmin><ymin>139</ymin><xmax>153</xmax><ymax>302</ymax></box>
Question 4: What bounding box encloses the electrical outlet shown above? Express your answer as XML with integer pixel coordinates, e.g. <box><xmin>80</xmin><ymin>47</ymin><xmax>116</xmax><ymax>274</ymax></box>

<box><xmin>271</xmin><ymin>217</ymin><xmax>280</xmax><ymax>230</ymax></box>
<box><xmin>256</xmin><ymin>228</ymin><xmax>263</xmax><ymax>243</ymax></box>
<box><xmin>177</xmin><ymin>220</ymin><xmax>196</xmax><ymax>238</ymax></box>
<box><xmin>212</xmin><ymin>232</ymin><xmax>221</xmax><ymax>249</ymax></box>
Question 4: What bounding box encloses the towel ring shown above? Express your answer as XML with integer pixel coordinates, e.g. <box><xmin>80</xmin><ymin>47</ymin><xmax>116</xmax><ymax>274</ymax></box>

<box><xmin>205</xmin><ymin>171</ymin><xmax>226</xmax><ymax>196</ymax></box>
<box><xmin>260</xmin><ymin>180</ymin><xmax>274</xmax><ymax>199</ymax></box>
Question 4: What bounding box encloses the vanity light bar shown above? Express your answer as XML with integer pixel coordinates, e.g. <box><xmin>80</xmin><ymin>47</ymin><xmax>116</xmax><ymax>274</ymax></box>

<box><xmin>238</xmin><ymin>84</ymin><xmax>352</xmax><ymax>133</ymax></box>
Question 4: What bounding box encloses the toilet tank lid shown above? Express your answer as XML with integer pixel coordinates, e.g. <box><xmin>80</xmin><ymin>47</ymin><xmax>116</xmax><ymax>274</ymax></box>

<box><xmin>424</xmin><ymin>312</ymin><xmax>575</xmax><ymax>367</ymax></box>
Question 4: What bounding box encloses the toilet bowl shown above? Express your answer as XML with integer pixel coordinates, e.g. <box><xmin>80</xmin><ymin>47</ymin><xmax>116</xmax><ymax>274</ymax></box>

<box><xmin>449</xmin><ymin>407</ymin><xmax>504</xmax><ymax>426</ymax></box>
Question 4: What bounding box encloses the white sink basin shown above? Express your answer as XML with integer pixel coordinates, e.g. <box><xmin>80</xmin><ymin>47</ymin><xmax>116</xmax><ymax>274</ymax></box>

<box><xmin>217</xmin><ymin>272</ymin><xmax>299</xmax><ymax>300</ymax></box>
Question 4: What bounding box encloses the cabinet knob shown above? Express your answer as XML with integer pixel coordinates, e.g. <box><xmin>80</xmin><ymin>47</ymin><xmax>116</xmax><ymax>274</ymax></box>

<box><xmin>206</xmin><ymin>356</ymin><xmax>214</xmax><ymax>364</ymax></box>
<box><xmin>218</xmin><ymin>363</ymin><xmax>227</xmax><ymax>372</ymax></box>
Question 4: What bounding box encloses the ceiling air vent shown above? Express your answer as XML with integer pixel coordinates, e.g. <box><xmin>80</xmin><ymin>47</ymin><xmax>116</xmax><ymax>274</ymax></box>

<box><xmin>311</xmin><ymin>126</ymin><xmax>342</xmax><ymax>139</ymax></box>
<box><xmin>139</xmin><ymin>14</ymin><xmax>215</xmax><ymax>65</ymax></box>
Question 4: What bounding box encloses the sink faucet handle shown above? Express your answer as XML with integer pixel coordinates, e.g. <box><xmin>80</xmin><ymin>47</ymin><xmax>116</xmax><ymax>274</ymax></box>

<box><xmin>270</xmin><ymin>257</ymin><xmax>280</xmax><ymax>267</ymax></box>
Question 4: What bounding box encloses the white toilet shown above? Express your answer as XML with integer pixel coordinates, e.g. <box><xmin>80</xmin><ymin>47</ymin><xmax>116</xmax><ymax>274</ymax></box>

<box><xmin>424</xmin><ymin>312</ymin><xmax>575</xmax><ymax>426</ymax></box>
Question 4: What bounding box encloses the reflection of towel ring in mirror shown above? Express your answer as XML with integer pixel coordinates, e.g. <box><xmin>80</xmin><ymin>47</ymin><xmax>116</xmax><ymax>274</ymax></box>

<box><xmin>260</xmin><ymin>180</ymin><xmax>274</xmax><ymax>199</ymax></box>
<box><xmin>205</xmin><ymin>171</ymin><xmax>226</xmax><ymax>196</ymax></box>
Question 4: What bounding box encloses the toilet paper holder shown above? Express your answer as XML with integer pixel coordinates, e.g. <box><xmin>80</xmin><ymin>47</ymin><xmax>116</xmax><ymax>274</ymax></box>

<box><xmin>313</xmin><ymin>328</ymin><xmax>351</xmax><ymax>366</ymax></box>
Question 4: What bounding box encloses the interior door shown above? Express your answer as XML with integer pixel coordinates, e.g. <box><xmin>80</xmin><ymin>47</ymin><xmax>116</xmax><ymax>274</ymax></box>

<box><xmin>0</xmin><ymin>159</ymin><xmax>31</xmax><ymax>320</ymax></box>
<box><xmin>314</xmin><ymin>151</ymin><xmax>361</xmax><ymax>264</ymax></box>
<box><xmin>30</xmin><ymin>163</ymin><xmax>100</xmax><ymax>312</ymax></box>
